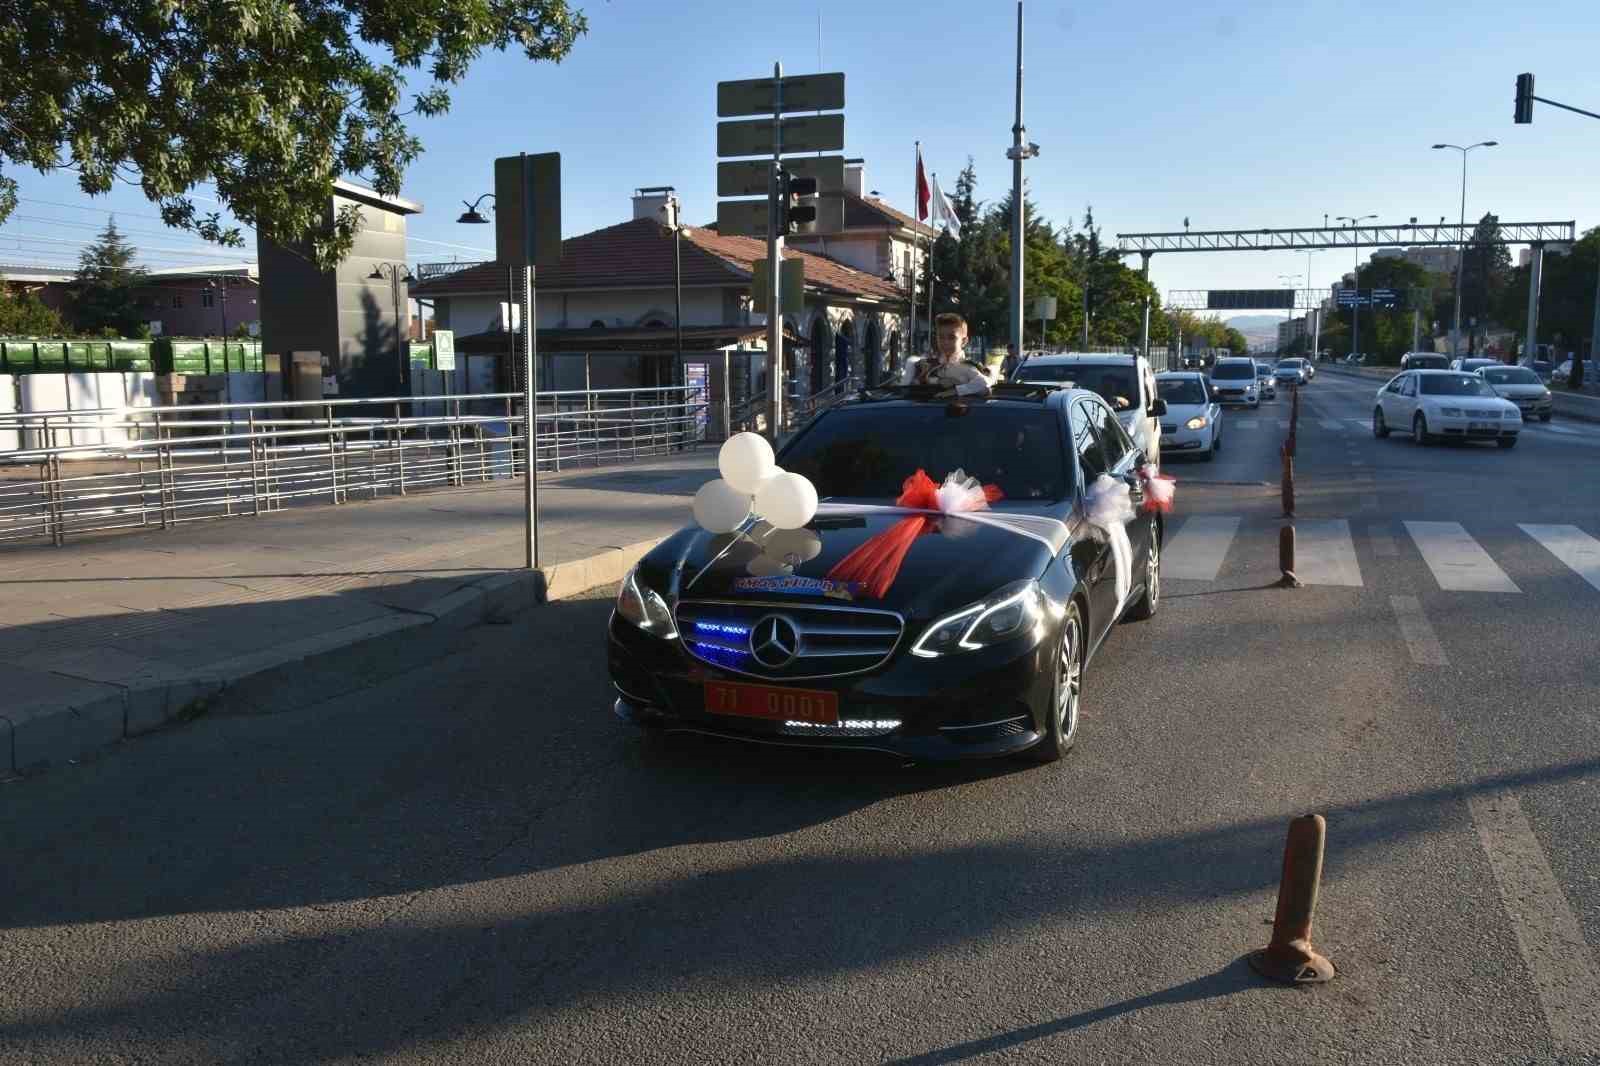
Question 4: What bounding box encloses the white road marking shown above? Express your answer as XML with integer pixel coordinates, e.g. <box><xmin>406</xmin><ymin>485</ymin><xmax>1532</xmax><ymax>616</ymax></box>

<box><xmin>1404</xmin><ymin>521</ymin><xmax>1521</xmax><ymax>593</ymax></box>
<box><xmin>1466</xmin><ymin>789</ymin><xmax>1600</xmax><ymax>1056</ymax></box>
<box><xmin>1348</xmin><ymin>418</ymin><xmax>1370</xmax><ymax>428</ymax></box>
<box><xmin>1295</xmin><ymin>519</ymin><xmax>1363</xmax><ymax>586</ymax></box>
<box><xmin>1519</xmin><ymin>524</ymin><xmax>1600</xmax><ymax>593</ymax></box>
<box><xmin>1162</xmin><ymin>516</ymin><xmax>1240</xmax><ymax>581</ymax></box>
<box><xmin>1389</xmin><ymin>594</ymin><xmax>1445</xmax><ymax>664</ymax></box>
<box><xmin>1236</xmin><ymin>419</ymin><xmax>1259</xmax><ymax>430</ymax></box>
<box><xmin>1320</xmin><ymin>418</ymin><xmax>1345</xmax><ymax>431</ymax></box>
<box><xmin>1359</xmin><ymin>494</ymin><xmax>1379</xmax><ymax>511</ymax></box>
<box><xmin>1277</xmin><ymin>420</ymin><xmax>1290</xmax><ymax>430</ymax></box>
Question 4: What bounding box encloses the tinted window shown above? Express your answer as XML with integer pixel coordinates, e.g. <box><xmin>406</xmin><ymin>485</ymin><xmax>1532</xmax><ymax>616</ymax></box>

<box><xmin>1070</xmin><ymin>401</ymin><xmax>1111</xmax><ymax>482</ymax></box>
<box><xmin>1157</xmin><ymin>378</ymin><xmax>1207</xmax><ymax>405</ymax></box>
<box><xmin>1212</xmin><ymin>362</ymin><xmax>1253</xmax><ymax>379</ymax></box>
<box><xmin>1407</xmin><ymin>355</ymin><xmax>1449</xmax><ymax>369</ymax></box>
<box><xmin>1020</xmin><ymin>363</ymin><xmax>1138</xmax><ymax>410</ymax></box>
<box><xmin>1087</xmin><ymin>400</ymin><xmax>1131</xmax><ymax>470</ymax></box>
<box><xmin>1483</xmin><ymin>367</ymin><xmax>1539</xmax><ymax>385</ymax></box>
<box><xmin>1419</xmin><ymin>374</ymin><xmax>1495</xmax><ymax>397</ymax></box>
<box><xmin>783</xmin><ymin>404</ymin><xmax>1068</xmax><ymax>502</ymax></box>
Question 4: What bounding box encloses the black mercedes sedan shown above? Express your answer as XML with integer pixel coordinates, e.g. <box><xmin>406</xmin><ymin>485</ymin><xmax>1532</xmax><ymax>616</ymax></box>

<box><xmin>607</xmin><ymin>385</ymin><xmax>1164</xmax><ymax>764</ymax></box>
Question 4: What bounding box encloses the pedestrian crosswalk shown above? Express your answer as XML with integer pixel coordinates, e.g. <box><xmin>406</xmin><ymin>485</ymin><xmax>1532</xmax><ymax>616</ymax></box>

<box><xmin>1160</xmin><ymin>513</ymin><xmax>1600</xmax><ymax>596</ymax></box>
<box><xmin>1215</xmin><ymin>413</ymin><xmax>1600</xmax><ymax>439</ymax></box>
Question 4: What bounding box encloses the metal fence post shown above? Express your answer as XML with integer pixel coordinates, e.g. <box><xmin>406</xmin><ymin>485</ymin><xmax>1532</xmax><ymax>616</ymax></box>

<box><xmin>247</xmin><ymin>410</ymin><xmax>261</xmax><ymax>517</ymax></box>
<box><xmin>153</xmin><ymin>411</ymin><xmax>170</xmax><ymax>529</ymax></box>
<box><xmin>395</xmin><ymin>401</ymin><xmax>407</xmax><ymax>495</ymax></box>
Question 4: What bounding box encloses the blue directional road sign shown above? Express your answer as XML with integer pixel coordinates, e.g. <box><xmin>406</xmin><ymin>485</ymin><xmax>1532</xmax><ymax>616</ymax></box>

<box><xmin>1335</xmin><ymin>288</ymin><xmax>1400</xmax><ymax>308</ymax></box>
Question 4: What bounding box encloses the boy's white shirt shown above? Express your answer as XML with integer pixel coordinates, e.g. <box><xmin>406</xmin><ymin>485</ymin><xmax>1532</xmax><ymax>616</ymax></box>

<box><xmin>900</xmin><ymin>354</ymin><xmax>992</xmax><ymax>396</ymax></box>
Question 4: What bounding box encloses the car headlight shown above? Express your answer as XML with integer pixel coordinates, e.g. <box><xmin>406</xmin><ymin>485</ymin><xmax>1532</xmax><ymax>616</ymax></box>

<box><xmin>616</xmin><ymin>565</ymin><xmax>678</xmax><ymax>638</ymax></box>
<box><xmin>1185</xmin><ymin>416</ymin><xmax>1208</xmax><ymax>430</ymax></box>
<box><xmin>1504</xmin><ymin>408</ymin><xmax>1521</xmax><ymax>421</ymax></box>
<box><xmin>911</xmin><ymin>580</ymin><xmax>1045</xmax><ymax>659</ymax></box>
<box><xmin>1438</xmin><ymin>406</ymin><xmax>1464</xmax><ymax>417</ymax></box>
<box><xmin>1542</xmin><ymin>389</ymin><xmax>1552</xmax><ymax>400</ymax></box>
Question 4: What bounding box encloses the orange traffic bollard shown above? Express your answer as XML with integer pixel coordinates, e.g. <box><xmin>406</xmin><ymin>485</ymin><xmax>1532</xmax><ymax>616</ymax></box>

<box><xmin>1277</xmin><ymin>525</ymin><xmax>1302</xmax><ymax>588</ymax></box>
<box><xmin>1280</xmin><ymin>446</ymin><xmax>1295</xmax><ymax>518</ymax></box>
<box><xmin>1250</xmin><ymin>814</ymin><xmax>1336</xmax><ymax>984</ymax></box>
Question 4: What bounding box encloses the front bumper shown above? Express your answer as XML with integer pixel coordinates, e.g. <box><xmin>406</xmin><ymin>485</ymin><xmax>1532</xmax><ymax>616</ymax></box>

<box><xmin>1429</xmin><ymin>413</ymin><xmax>1521</xmax><ymax>439</ymax></box>
<box><xmin>607</xmin><ymin>610</ymin><xmax>1057</xmax><ymax>761</ymax></box>
<box><xmin>1212</xmin><ymin>388</ymin><xmax>1257</xmax><ymax>405</ymax></box>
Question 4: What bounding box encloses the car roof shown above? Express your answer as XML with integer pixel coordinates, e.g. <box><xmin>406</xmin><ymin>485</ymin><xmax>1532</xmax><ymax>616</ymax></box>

<box><xmin>1019</xmin><ymin>352</ymin><xmax>1140</xmax><ymax>365</ymax></box>
<box><xmin>832</xmin><ymin>384</ymin><xmax>1096</xmax><ymax>413</ymax></box>
<box><xmin>1155</xmin><ymin>370</ymin><xmax>1204</xmax><ymax>379</ymax></box>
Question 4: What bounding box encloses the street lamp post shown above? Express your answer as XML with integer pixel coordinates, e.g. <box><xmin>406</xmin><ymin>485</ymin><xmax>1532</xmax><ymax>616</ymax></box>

<box><xmin>367</xmin><ymin>262</ymin><xmax>416</xmax><ymax>390</ymax></box>
<box><xmin>1335</xmin><ymin>215</ymin><xmax>1377</xmax><ymax>361</ymax></box>
<box><xmin>1278</xmin><ymin>273</ymin><xmax>1302</xmax><ymax>355</ymax></box>
<box><xmin>1431</xmin><ymin>141</ymin><xmax>1497</xmax><ymax>357</ymax></box>
<box><xmin>457</xmin><ymin>194</ymin><xmax>519</xmax><ymax>391</ymax></box>
<box><xmin>1005</xmin><ymin>1</ymin><xmax>1040</xmax><ymax>362</ymax></box>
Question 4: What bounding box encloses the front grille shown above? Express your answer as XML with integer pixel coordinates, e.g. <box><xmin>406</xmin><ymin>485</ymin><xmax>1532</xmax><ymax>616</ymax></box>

<box><xmin>1160</xmin><ymin>423</ymin><xmax>1177</xmax><ymax>433</ymax></box>
<box><xmin>940</xmin><ymin>714</ymin><xmax>1034</xmax><ymax>745</ymax></box>
<box><xmin>777</xmin><ymin>718</ymin><xmax>901</xmax><ymax>738</ymax></box>
<box><xmin>676</xmin><ymin>600</ymin><xmax>904</xmax><ymax>680</ymax></box>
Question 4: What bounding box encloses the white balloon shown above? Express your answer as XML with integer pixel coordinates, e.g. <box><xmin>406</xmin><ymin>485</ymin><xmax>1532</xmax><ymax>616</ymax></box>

<box><xmin>718</xmin><ymin>432</ymin><xmax>776</xmax><ymax>494</ymax></box>
<box><xmin>763</xmin><ymin>527</ymin><xmax>821</xmax><ymax>565</ymax></box>
<box><xmin>754</xmin><ymin>471</ymin><xmax>819</xmax><ymax>531</ymax></box>
<box><xmin>692</xmin><ymin>478</ymin><xmax>752</xmax><ymax>534</ymax></box>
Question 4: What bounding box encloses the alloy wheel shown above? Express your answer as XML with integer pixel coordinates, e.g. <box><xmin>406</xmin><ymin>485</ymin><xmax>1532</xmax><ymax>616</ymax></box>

<box><xmin>1057</xmin><ymin>614</ymin><xmax>1082</xmax><ymax>741</ymax></box>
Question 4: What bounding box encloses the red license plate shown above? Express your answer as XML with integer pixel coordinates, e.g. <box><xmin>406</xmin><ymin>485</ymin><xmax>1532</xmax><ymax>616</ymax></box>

<box><xmin>704</xmin><ymin>680</ymin><xmax>839</xmax><ymax>725</ymax></box>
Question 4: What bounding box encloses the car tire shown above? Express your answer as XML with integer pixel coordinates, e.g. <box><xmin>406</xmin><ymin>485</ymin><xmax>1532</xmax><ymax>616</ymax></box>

<box><xmin>1540</xmin><ymin>412</ymin><xmax>1552</xmax><ymax>422</ymax></box>
<box><xmin>1373</xmin><ymin>407</ymin><xmax>1390</xmax><ymax>438</ymax></box>
<box><xmin>1498</xmin><ymin>436</ymin><xmax>1518</xmax><ymax>449</ymax></box>
<box><xmin>1124</xmin><ymin>517</ymin><xmax>1161</xmax><ymax>622</ymax></box>
<box><xmin>1027</xmin><ymin>599</ymin><xmax>1084</xmax><ymax>764</ymax></box>
<box><xmin>1412</xmin><ymin>413</ymin><xmax>1432</xmax><ymax>446</ymax></box>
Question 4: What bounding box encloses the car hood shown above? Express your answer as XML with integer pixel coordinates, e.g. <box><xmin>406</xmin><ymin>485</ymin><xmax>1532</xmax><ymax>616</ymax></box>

<box><xmin>1418</xmin><ymin>396</ymin><xmax>1516</xmax><ymax>414</ymax></box>
<box><xmin>656</xmin><ymin>507</ymin><xmax>1066</xmax><ymax>621</ymax></box>
<box><xmin>1160</xmin><ymin>402</ymin><xmax>1208</xmax><ymax>420</ymax></box>
<box><xmin>1490</xmin><ymin>384</ymin><xmax>1548</xmax><ymax>398</ymax></box>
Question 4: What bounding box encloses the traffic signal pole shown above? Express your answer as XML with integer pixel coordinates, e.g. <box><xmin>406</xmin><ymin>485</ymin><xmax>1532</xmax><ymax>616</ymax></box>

<box><xmin>767</xmin><ymin>62</ymin><xmax>784</xmax><ymax>435</ymax></box>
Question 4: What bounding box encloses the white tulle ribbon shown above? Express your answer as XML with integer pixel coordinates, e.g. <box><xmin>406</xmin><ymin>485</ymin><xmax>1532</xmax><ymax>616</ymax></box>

<box><xmin>813</xmin><ymin>503</ymin><xmax>1070</xmax><ymax>553</ymax></box>
<box><xmin>1084</xmin><ymin>474</ymin><xmax>1136</xmax><ymax>610</ymax></box>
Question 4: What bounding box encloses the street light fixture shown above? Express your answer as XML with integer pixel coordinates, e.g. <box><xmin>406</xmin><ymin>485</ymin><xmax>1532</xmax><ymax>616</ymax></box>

<box><xmin>456</xmin><ymin>193</ymin><xmax>495</xmax><ymax>225</ymax></box>
<box><xmin>1334</xmin><ymin>215</ymin><xmax>1377</xmax><ymax>361</ymax></box>
<box><xmin>368</xmin><ymin>262</ymin><xmax>416</xmax><ymax>388</ymax></box>
<box><xmin>1432</xmin><ymin>141</ymin><xmax>1496</xmax><ymax>356</ymax></box>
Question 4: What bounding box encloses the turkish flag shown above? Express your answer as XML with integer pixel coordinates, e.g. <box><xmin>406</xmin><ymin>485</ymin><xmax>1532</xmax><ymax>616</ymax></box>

<box><xmin>915</xmin><ymin>147</ymin><xmax>931</xmax><ymax>222</ymax></box>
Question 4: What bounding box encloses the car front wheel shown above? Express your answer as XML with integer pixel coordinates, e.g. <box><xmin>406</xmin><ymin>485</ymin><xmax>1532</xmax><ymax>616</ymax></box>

<box><xmin>1373</xmin><ymin>407</ymin><xmax>1389</xmax><ymax>438</ymax></box>
<box><xmin>1125</xmin><ymin>516</ymin><xmax>1161</xmax><ymax>622</ymax></box>
<box><xmin>1412</xmin><ymin>413</ymin><xmax>1432</xmax><ymax>445</ymax></box>
<box><xmin>1027</xmin><ymin>600</ymin><xmax>1084</xmax><ymax>764</ymax></box>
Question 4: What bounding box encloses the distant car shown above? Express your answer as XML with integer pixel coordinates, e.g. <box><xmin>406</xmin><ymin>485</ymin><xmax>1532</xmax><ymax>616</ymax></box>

<box><xmin>1207</xmin><ymin>357</ymin><xmax>1260</xmax><ymax>407</ymax></box>
<box><xmin>1400</xmin><ymin>352</ymin><xmax>1450</xmax><ymax>371</ymax></box>
<box><xmin>1521</xmin><ymin>359</ymin><xmax>1555</xmax><ymax>382</ymax></box>
<box><xmin>1343</xmin><ymin>353</ymin><xmax>1368</xmax><ymax>366</ymax></box>
<box><xmin>1155</xmin><ymin>372</ymin><xmax>1221</xmax><ymax>461</ymax></box>
<box><xmin>1254</xmin><ymin>361</ymin><xmax>1277</xmax><ymax>399</ymax></box>
<box><xmin>1372</xmin><ymin>370</ymin><xmax>1521</xmax><ymax>448</ymax></box>
<box><xmin>1011</xmin><ymin>353</ymin><xmax>1166</xmax><ymax>469</ymax></box>
<box><xmin>1476</xmin><ymin>365</ymin><xmax>1553</xmax><ymax>422</ymax></box>
<box><xmin>1302</xmin><ymin>358</ymin><xmax>1316</xmax><ymax>381</ymax></box>
<box><xmin>1552</xmin><ymin>359</ymin><xmax>1599</xmax><ymax>385</ymax></box>
<box><xmin>1450</xmin><ymin>357</ymin><xmax>1500</xmax><ymax>374</ymax></box>
<box><xmin>1274</xmin><ymin>358</ymin><xmax>1308</xmax><ymax>386</ymax></box>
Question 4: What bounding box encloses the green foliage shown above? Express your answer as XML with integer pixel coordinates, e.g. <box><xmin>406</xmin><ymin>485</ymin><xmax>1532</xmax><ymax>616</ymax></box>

<box><xmin>1461</xmin><ymin>213</ymin><xmax>1514</xmax><ymax>331</ymax></box>
<box><xmin>0</xmin><ymin>283</ymin><xmax>65</xmax><ymax>336</ymax></box>
<box><xmin>0</xmin><ymin>0</ymin><xmax>588</xmax><ymax>270</ymax></box>
<box><xmin>71</xmin><ymin>219</ymin><xmax>149</xmax><ymax>338</ymax></box>
<box><xmin>1498</xmin><ymin>227</ymin><xmax>1599</xmax><ymax>360</ymax></box>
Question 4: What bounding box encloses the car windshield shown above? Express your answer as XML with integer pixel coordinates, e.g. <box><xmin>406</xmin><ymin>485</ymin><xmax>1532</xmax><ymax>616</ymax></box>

<box><xmin>1211</xmin><ymin>363</ymin><xmax>1253</xmax><ymax>379</ymax></box>
<box><xmin>782</xmin><ymin>404</ymin><xmax>1070</xmax><ymax>501</ymax></box>
<box><xmin>1419</xmin><ymin>374</ymin><xmax>1496</xmax><ymax>397</ymax></box>
<box><xmin>1409</xmin><ymin>356</ymin><xmax>1448</xmax><ymax>368</ymax></box>
<box><xmin>1255</xmin><ymin>365</ymin><xmax>1270</xmax><ymax>376</ymax></box>
<box><xmin>1017</xmin><ymin>363</ymin><xmax>1137</xmax><ymax>410</ymax></box>
<box><xmin>1277</xmin><ymin>361</ymin><xmax>1300</xmax><ymax>370</ymax></box>
<box><xmin>1483</xmin><ymin>367</ymin><xmax>1540</xmax><ymax>385</ymax></box>
<box><xmin>1157</xmin><ymin>378</ymin><xmax>1207</xmax><ymax>405</ymax></box>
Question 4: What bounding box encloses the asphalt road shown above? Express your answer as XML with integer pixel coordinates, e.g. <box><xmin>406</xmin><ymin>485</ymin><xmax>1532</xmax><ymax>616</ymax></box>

<box><xmin>3</xmin><ymin>374</ymin><xmax>1598</xmax><ymax>1064</ymax></box>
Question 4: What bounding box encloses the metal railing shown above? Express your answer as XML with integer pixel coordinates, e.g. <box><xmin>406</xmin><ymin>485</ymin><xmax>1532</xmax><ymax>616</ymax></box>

<box><xmin>0</xmin><ymin>386</ymin><xmax>705</xmax><ymax>547</ymax></box>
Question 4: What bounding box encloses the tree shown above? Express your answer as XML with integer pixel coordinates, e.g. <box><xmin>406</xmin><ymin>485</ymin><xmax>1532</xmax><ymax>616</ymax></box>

<box><xmin>0</xmin><ymin>283</ymin><xmax>65</xmax><ymax>336</ymax></box>
<box><xmin>0</xmin><ymin>1</ymin><xmax>588</xmax><ymax>270</ymax></box>
<box><xmin>1460</xmin><ymin>213</ymin><xmax>1513</xmax><ymax>349</ymax></box>
<box><xmin>1498</xmin><ymin>227</ymin><xmax>1599</xmax><ymax>373</ymax></box>
<box><xmin>71</xmin><ymin>218</ymin><xmax>148</xmax><ymax>337</ymax></box>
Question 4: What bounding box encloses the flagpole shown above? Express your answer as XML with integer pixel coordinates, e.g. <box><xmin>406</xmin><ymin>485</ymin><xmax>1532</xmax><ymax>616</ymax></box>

<box><xmin>926</xmin><ymin>173</ymin><xmax>935</xmax><ymax>340</ymax></box>
<box><xmin>910</xmin><ymin>141</ymin><xmax>919</xmax><ymax>362</ymax></box>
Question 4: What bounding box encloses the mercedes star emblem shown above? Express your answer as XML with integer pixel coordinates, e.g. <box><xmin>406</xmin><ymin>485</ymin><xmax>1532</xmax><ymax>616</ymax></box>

<box><xmin>749</xmin><ymin>615</ymin><xmax>799</xmax><ymax>668</ymax></box>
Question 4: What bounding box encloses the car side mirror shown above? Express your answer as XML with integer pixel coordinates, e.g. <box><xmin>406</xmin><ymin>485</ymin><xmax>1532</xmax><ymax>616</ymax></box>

<box><xmin>1148</xmin><ymin>398</ymin><xmax>1168</xmax><ymax>417</ymax></box>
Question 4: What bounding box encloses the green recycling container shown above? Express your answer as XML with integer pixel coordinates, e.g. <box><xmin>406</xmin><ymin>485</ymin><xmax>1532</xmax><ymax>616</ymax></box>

<box><xmin>85</xmin><ymin>341</ymin><xmax>113</xmax><ymax>370</ymax></box>
<box><xmin>156</xmin><ymin>338</ymin><xmax>209</xmax><ymax>375</ymax></box>
<box><xmin>64</xmin><ymin>341</ymin><xmax>89</xmax><ymax>370</ymax></box>
<box><xmin>110</xmin><ymin>340</ymin><xmax>152</xmax><ymax>371</ymax></box>
<box><xmin>1</xmin><ymin>340</ymin><xmax>35</xmax><ymax>373</ymax></box>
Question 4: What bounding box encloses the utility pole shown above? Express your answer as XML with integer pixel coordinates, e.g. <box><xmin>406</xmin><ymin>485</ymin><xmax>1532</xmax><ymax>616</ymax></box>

<box><xmin>1005</xmin><ymin>2</ymin><xmax>1038</xmax><ymax>362</ymax></box>
<box><xmin>1432</xmin><ymin>141</ymin><xmax>1496</xmax><ymax>356</ymax></box>
<box><xmin>767</xmin><ymin>61</ymin><xmax>785</xmax><ymax>433</ymax></box>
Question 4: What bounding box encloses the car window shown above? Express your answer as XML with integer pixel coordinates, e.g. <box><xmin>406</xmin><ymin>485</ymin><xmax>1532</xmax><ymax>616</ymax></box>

<box><xmin>1157</xmin><ymin>377</ymin><xmax>1207</xmax><ymax>405</ymax></box>
<box><xmin>1400</xmin><ymin>375</ymin><xmax>1417</xmax><ymax>397</ymax></box>
<box><xmin>1020</xmin><ymin>363</ymin><xmax>1137</xmax><ymax>411</ymax></box>
<box><xmin>1070</xmin><ymin>400</ymin><xmax>1111</xmax><ymax>482</ymax></box>
<box><xmin>1419</xmin><ymin>374</ymin><xmax>1496</xmax><ymax>397</ymax></box>
<box><xmin>1483</xmin><ymin>367</ymin><xmax>1539</xmax><ymax>385</ymax></box>
<box><xmin>1088</xmin><ymin>399</ymin><xmax>1132</xmax><ymax>470</ymax></box>
<box><xmin>783</xmin><ymin>404</ymin><xmax>1070</xmax><ymax>502</ymax></box>
<box><xmin>1212</xmin><ymin>362</ymin><xmax>1254</xmax><ymax>379</ymax></box>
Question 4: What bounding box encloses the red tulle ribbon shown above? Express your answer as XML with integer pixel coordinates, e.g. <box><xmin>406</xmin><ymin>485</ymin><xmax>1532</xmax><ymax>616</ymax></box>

<box><xmin>826</xmin><ymin>470</ymin><xmax>1003</xmax><ymax>599</ymax></box>
<box><xmin>1139</xmin><ymin>464</ymin><xmax>1177</xmax><ymax>514</ymax></box>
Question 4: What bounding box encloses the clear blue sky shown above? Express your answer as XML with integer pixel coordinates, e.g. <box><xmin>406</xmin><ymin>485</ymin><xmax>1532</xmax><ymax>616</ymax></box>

<box><xmin>8</xmin><ymin>0</ymin><xmax>1600</xmax><ymax>310</ymax></box>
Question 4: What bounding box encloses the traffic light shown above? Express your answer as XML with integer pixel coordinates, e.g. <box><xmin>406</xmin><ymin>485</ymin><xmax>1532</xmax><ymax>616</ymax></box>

<box><xmin>1515</xmin><ymin>73</ymin><xmax>1535</xmax><ymax>124</ymax></box>
<box><xmin>779</xmin><ymin>170</ymin><xmax>818</xmax><ymax>234</ymax></box>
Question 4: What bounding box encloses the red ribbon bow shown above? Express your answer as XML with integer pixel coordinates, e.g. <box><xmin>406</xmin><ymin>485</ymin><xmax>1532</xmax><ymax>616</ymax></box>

<box><xmin>826</xmin><ymin>470</ymin><xmax>1003</xmax><ymax>600</ymax></box>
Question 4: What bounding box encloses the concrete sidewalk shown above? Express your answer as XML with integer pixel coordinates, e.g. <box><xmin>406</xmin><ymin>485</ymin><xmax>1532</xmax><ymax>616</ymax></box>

<box><xmin>0</xmin><ymin>451</ymin><xmax>716</xmax><ymax>776</ymax></box>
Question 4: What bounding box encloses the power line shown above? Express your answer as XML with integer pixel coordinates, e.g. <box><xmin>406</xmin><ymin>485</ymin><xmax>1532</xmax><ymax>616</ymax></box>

<box><xmin>3</xmin><ymin>213</ymin><xmax>252</xmax><ymax>251</ymax></box>
<box><xmin>407</xmin><ymin>235</ymin><xmax>493</xmax><ymax>254</ymax></box>
<box><xmin>0</xmin><ymin>233</ymin><xmax>252</xmax><ymax>259</ymax></box>
<box><xmin>16</xmin><ymin>196</ymin><xmax>255</xmax><ymax>230</ymax></box>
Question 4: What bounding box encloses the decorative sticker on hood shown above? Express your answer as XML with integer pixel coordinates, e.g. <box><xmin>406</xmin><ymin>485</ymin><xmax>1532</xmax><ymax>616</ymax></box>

<box><xmin>732</xmin><ymin>575</ymin><xmax>861</xmax><ymax>600</ymax></box>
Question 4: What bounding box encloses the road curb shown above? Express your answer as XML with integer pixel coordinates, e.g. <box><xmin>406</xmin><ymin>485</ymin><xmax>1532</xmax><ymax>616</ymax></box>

<box><xmin>0</xmin><ymin>538</ymin><xmax>666</xmax><ymax>779</ymax></box>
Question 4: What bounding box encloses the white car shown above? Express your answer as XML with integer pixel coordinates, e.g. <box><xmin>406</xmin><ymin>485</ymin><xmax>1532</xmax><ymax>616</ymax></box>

<box><xmin>1207</xmin><ymin>357</ymin><xmax>1260</xmax><ymax>408</ymax></box>
<box><xmin>1155</xmin><ymin>371</ymin><xmax>1222</xmax><ymax>461</ymax></box>
<box><xmin>1476</xmin><ymin>365</ymin><xmax>1553</xmax><ymax>422</ymax></box>
<box><xmin>1372</xmin><ymin>369</ymin><xmax>1522</xmax><ymax>449</ymax></box>
<box><xmin>1013</xmin><ymin>353</ymin><xmax>1164</xmax><ymax>469</ymax></box>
